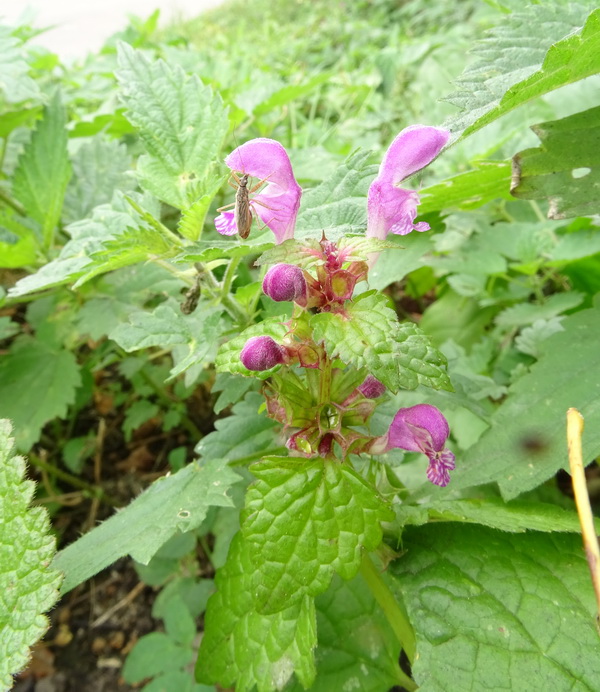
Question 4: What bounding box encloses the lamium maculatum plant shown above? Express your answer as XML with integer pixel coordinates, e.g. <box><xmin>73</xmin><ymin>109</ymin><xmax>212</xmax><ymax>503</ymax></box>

<box><xmin>196</xmin><ymin>126</ymin><xmax>455</xmax><ymax>691</ymax></box>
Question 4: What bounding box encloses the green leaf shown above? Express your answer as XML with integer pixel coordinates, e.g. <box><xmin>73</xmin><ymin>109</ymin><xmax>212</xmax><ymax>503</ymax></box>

<box><xmin>494</xmin><ymin>291</ymin><xmax>584</xmax><ymax>328</ymax></box>
<box><xmin>122</xmin><ymin>632</ymin><xmax>194</xmax><ymax>683</ymax></box>
<box><xmin>295</xmin><ymin>151</ymin><xmax>377</xmax><ymax>239</ymax></box>
<box><xmin>12</xmin><ymin>92</ymin><xmax>72</xmax><ymax>248</ymax></box>
<box><xmin>196</xmin><ymin>532</ymin><xmax>317</xmax><ymax>692</ymax></box>
<box><xmin>0</xmin><ymin>420</ymin><xmax>61</xmax><ymax>690</ymax></box>
<box><xmin>418</xmin><ymin>161</ymin><xmax>512</xmax><ymax>214</ymax></box>
<box><xmin>0</xmin><ymin>106</ymin><xmax>42</xmax><ymax>138</ymax></box>
<box><xmin>253</xmin><ymin>73</ymin><xmax>333</xmax><ymax>115</ymax></box>
<box><xmin>511</xmin><ymin>106</ymin><xmax>600</xmax><ymax>219</ymax></box>
<box><xmin>212</xmin><ymin>373</ymin><xmax>256</xmax><ymax>414</ymax></box>
<box><xmin>196</xmin><ymin>392</ymin><xmax>281</xmax><ymax>464</ymax></box>
<box><xmin>450</xmin><ymin>301</ymin><xmax>600</xmax><ymax>499</ymax></box>
<box><xmin>215</xmin><ymin>316</ymin><xmax>289</xmax><ymax>379</ymax></box>
<box><xmin>368</xmin><ymin>232</ymin><xmax>435</xmax><ymax>290</ymax></box>
<box><xmin>241</xmin><ymin>457</ymin><xmax>393</xmax><ymax>614</ymax></box>
<box><xmin>0</xmin><ymin>337</ymin><xmax>81</xmax><ymax>451</ymax></box>
<box><xmin>446</xmin><ymin>4</ymin><xmax>598</xmax><ymax>138</ymax></box>
<box><xmin>177</xmin><ymin>187</ymin><xmax>220</xmax><ymax>241</ymax></box>
<box><xmin>116</xmin><ymin>43</ymin><xmax>228</xmax><ymax>209</ymax></box>
<box><xmin>175</xmin><ymin>238</ymin><xmax>274</xmax><ymax>264</ymax></box>
<box><xmin>0</xmin><ymin>27</ymin><xmax>41</xmax><ymax>103</ymax></box>
<box><xmin>397</xmin><ymin>497</ymin><xmax>589</xmax><ymax>533</ymax></box>
<box><xmin>53</xmin><ymin>459</ymin><xmax>241</xmax><ymax>594</ymax></box>
<box><xmin>0</xmin><ymin>233</ymin><xmax>37</xmax><ymax>269</ymax></box>
<box><xmin>287</xmin><ymin>574</ymin><xmax>403</xmax><ymax>692</ymax></box>
<box><xmin>63</xmin><ymin>136</ymin><xmax>134</xmax><ymax>224</ymax></box>
<box><xmin>390</xmin><ymin>524</ymin><xmax>600</xmax><ymax>690</ymax></box>
<box><xmin>311</xmin><ymin>291</ymin><xmax>451</xmax><ymax>393</ymax></box>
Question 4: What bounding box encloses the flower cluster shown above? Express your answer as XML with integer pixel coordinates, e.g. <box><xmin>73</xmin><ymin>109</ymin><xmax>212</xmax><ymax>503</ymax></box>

<box><xmin>217</xmin><ymin>126</ymin><xmax>454</xmax><ymax>486</ymax></box>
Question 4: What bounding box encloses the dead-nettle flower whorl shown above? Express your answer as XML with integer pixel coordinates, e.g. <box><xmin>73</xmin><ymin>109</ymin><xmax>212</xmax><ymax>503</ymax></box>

<box><xmin>386</xmin><ymin>404</ymin><xmax>455</xmax><ymax>487</ymax></box>
<box><xmin>240</xmin><ymin>335</ymin><xmax>286</xmax><ymax>371</ymax></box>
<box><xmin>262</xmin><ymin>263</ymin><xmax>307</xmax><ymax>303</ymax></box>
<box><xmin>357</xmin><ymin>375</ymin><xmax>386</xmax><ymax>399</ymax></box>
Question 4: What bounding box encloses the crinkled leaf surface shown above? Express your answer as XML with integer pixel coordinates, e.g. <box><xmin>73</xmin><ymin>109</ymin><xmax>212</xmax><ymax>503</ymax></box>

<box><xmin>445</xmin><ymin>3</ymin><xmax>598</xmax><ymax>138</ymax></box>
<box><xmin>446</xmin><ymin>300</ymin><xmax>600</xmax><ymax>499</ymax></box>
<box><xmin>241</xmin><ymin>457</ymin><xmax>393</xmax><ymax>614</ymax></box>
<box><xmin>196</xmin><ymin>532</ymin><xmax>317</xmax><ymax>692</ymax></box>
<box><xmin>53</xmin><ymin>459</ymin><xmax>241</xmax><ymax>593</ymax></box>
<box><xmin>63</xmin><ymin>136</ymin><xmax>134</xmax><ymax>224</ymax></box>
<box><xmin>390</xmin><ymin>524</ymin><xmax>600</xmax><ymax>691</ymax></box>
<box><xmin>176</xmin><ymin>239</ymin><xmax>274</xmax><ymax>264</ymax></box>
<box><xmin>289</xmin><ymin>573</ymin><xmax>403</xmax><ymax>692</ymax></box>
<box><xmin>295</xmin><ymin>151</ymin><xmax>377</xmax><ymax>239</ymax></box>
<box><xmin>0</xmin><ymin>420</ymin><xmax>61</xmax><ymax>690</ymax></box>
<box><xmin>195</xmin><ymin>392</ymin><xmax>281</xmax><ymax>463</ymax></box>
<box><xmin>494</xmin><ymin>291</ymin><xmax>584</xmax><ymax>328</ymax></box>
<box><xmin>311</xmin><ymin>291</ymin><xmax>451</xmax><ymax>393</ymax></box>
<box><xmin>116</xmin><ymin>43</ymin><xmax>228</xmax><ymax>209</ymax></box>
<box><xmin>0</xmin><ymin>337</ymin><xmax>81</xmax><ymax>451</ymax></box>
<box><xmin>215</xmin><ymin>316</ymin><xmax>289</xmax><ymax>379</ymax></box>
<box><xmin>0</xmin><ymin>27</ymin><xmax>41</xmax><ymax>103</ymax></box>
<box><xmin>12</xmin><ymin>91</ymin><xmax>72</xmax><ymax>246</ymax></box>
<box><xmin>511</xmin><ymin>106</ymin><xmax>600</xmax><ymax>219</ymax></box>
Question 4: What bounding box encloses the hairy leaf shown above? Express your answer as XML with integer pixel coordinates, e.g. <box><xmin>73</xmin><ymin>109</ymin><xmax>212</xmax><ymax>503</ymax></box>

<box><xmin>0</xmin><ymin>420</ymin><xmax>61</xmax><ymax>690</ymax></box>
<box><xmin>116</xmin><ymin>43</ymin><xmax>228</xmax><ymax>209</ymax></box>
<box><xmin>311</xmin><ymin>291</ymin><xmax>451</xmax><ymax>393</ymax></box>
<box><xmin>0</xmin><ymin>27</ymin><xmax>41</xmax><ymax>103</ymax></box>
<box><xmin>12</xmin><ymin>92</ymin><xmax>72</xmax><ymax>247</ymax></box>
<box><xmin>196</xmin><ymin>532</ymin><xmax>317</xmax><ymax>692</ymax></box>
<box><xmin>241</xmin><ymin>457</ymin><xmax>393</xmax><ymax>613</ymax></box>
<box><xmin>511</xmin><ymin>106</ymin><xmax>600</xmax><ymax>219</ymax></box>
<box><xmin>445</xmin><ymin>4</ymin><xmax>597</xmax><ymax>138</ymax></box>
<box><xmin>390</xmin><ymin>524</ymin><xmax>600</xmax><ymax>690</ymax></box>
<box><xmin>53</xmin><ymin>459</ymin><xmax>241</xmax><ymax>593</ymax></box>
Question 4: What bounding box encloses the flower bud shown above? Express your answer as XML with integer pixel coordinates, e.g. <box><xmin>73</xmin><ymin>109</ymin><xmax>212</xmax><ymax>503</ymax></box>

<box><xmin>357</xmin><ymin>375</ymin><xmax>386</xmax><ymax>399</ymax></box>
<box><xmin>240</xmin><ymin>335</ymin><xmax>286</xmax><ymax>371</ymax></box>
<box><xmin>262</xmin><ymin>264</ymin><xmax>307</xmax><ymax>303</ymax></box>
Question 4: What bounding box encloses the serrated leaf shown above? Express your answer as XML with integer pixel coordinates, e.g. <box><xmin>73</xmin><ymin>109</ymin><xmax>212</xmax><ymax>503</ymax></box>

<box><xmin>0</xmin><ymin>420</ymin><xmax>62</xmax><ymax>690</ymax></box>
<box><xmin>175</xmin><ymin>239</ymin><xmax>274</xmax><ymax>264</ymax></box>
<box><xmin>177</xmin><ymin>190</ymin><xmax>218</xmax><ymax>242</ymax></box>
<box><xmin>0</xmin><ymin>337</ymin><xmax>81</xmax><ymax>450</ymax></box>
<box><xmin>390</xmin><ymin>524</ymin><xmax>600</xmax><ymax>691</ymax></box>
<box><xmin>449</xmin><ymin>301</ymin><xmax>600</xmax><ymax>499</ymax></box>
<box><xmin>122</xmin><ymin>632</ymin><xmax>194</xmax><ymax>683</ymax></box>
<box><xmin>241</xmin><ymin>457</ymin><xmax>393</xmax><ymax>614</ymax></box>
<box><xmin>397</xmin><ymin>497</ymin><xmax>589</xmax><ymax>534</ymax></box>
<box><xmin>418</xmin><ymin>161</ymin><xmax>512</xmax><ymax>214</ymax></box>
<box><xmin>196</xmin><ymin>532</ymin><xmax>317</xmax><ymax>692</ymax></box>
<box><xmin>212</xmin><ymin>373</ymin><xmax>256</xmax><ymax>414</ymax></box>
<box><xmin>445</xmin><ymin>4</ymin><xmax>597</xmax><ymax>138</ymax></box>
<box><xmin>63</xmin><ymin>136</ymin><xmax>134</xmax><ymax>224</ymax></box>
<box><xmin>287</xmin><ymin>573</ymin><xmax>403</xmax><ymax>692</ymax></box>
<box><xmin>215</xmin><ymin>316</ymin><xmax>289</xmax><ymax>379</ymax></box>
<box><xmin>0</xmin><ymin>27</ymin><xmax>41</xmax><ymax>103</ymax></box>
<box><xmin>494</xmin><ymin>291</ymin><xmax>583</xmax><ymax>328</ymax></box>
<box><xmin>311</xmin><ymin>291</ymin><xmax>451</xmax><ymax>393</ymax></box>
<box><xmin>12</xmin><ymin>91</ymin><xmax>72</xmax><ymax>248</ymax></box>
<box><xmin>196</xmin><ymin>392</ymin><xmax>281</xmax><ymax>463</ymax></box>
<box><xmin>295</xmin><ymin>151</ymin><xmax>377</xmax><ymax>239</ymax></box>
<box><xmin>511</xmin><ymin>106</ymin><xmax>600</xmax><ymax>219</ymax></box>
<box><xmin>53</xmin><ymin>459</ymin><xmax>241</xmax><ymax>593</ymax></box>
<box><xmin>116</xmin><ymin>43</ymin><xmax>228</xmax><ymax>209</ymax></box>
<box><xmin>255</xmin><ymin>238</ymin><xmax>325</xmax><ymax>268</ymax></box>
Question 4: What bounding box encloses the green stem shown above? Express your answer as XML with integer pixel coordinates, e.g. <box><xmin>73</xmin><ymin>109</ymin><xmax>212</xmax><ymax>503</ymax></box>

<box><xmin>28</xmin><ymin>452</ymin><xmax>118</xmax><ymax>506</ymax></box>
<box><xmin>360</xmin><ymin>553</ymin><xmax>417</xmax><ymax>666</ymax></box>
<box><xmin>318</xmin><ymin>348</ymin><xmax>332</xmax><ymax>405</ymax></box>
<box><xmin>221</xmin><ymin>256</ymin><xmax>241</xmax><ymax>297</ymax></box>
<box><xmin>202</xmin><ymin>264</ymin><xmax>248</xmax><ymax>324</ymax></box>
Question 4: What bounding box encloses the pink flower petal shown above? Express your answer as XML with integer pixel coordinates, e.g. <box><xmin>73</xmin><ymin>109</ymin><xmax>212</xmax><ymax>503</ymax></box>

<box><xmin>215</xmin><ymin>211</ymin><xmax>238</xmax><ymax>236</ymax></box>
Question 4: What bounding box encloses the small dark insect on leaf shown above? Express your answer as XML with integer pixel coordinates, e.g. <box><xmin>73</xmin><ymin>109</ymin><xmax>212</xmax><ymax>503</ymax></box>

<box><xmin>517</xmin><ymin>432</ymin><xmax>550</xmax><ymax>455</ymax></box>
<box><xmin>180</xmin><ymin>267</ymin><xmax>202</xmax><ymax>314</ymax></box>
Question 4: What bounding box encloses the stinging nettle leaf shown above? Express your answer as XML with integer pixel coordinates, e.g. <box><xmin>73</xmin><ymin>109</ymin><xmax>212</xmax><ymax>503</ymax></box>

<box><xmin>241</xmin><ymin>457</ymin><xmax>393</xmax><ymax>614</ymax></box>
<box><xmin>0</xmin><ymin>27</ymin><xmax>42</xmax><ymax>103</ymax></box>
<box><xmin>12</xmin><ymin>91</ymin><xmax>72</xmax><ymax>248</ymax></box>
<box><xmin>53</xmin><ymin>459</ymin><xmax>241</xmax><ymax>593</ymax></box>
<box><xmin>116</xmin><ymin>42</ymin><xmax>228</xmax><ymax>210</ymax></box>
<box><xmin>390</xmin><ymin>524</ymin><xmax>600</xmax><ymax>691</ymax></box>
<box><xmin>511</xmin><ymin>106</ymin><xmax>600</xmax><ymax>219</ymax></box>
<box><xmin>0</xmin><ymin>420</ymin><xmax>62</xmax><ymax>690</ymax></box>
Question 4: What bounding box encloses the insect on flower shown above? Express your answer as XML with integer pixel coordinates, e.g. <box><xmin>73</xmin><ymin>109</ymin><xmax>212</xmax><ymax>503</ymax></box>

<box><xmin>216</xmin><ymin>171</ymin><xmax>272</xmax><ymax>240</ymax></box>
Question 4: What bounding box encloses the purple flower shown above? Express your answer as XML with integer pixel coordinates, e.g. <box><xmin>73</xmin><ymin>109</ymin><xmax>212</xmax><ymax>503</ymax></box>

<box><xmin>240</xmin><ymin>335</ymin><xmax>286</xmax><ymax>371</ymax></box>
<box><xmin>384</xmin><ymin>404</ymin><xmax>455</xmax><ymax>487</ymax></box>
<box><xmin>262</xmin><ymin>263</ymin><xmax>307</xmax><ymax>303</ymax></box>
<box><xmin>215</xmin><ymin>138</ymin><xmax>302</xmax><ymax>243</ymax></box>
<box><xmin>367</xmin><ymin>125</ymin><xmax>449</xmax><ymax>240</ymax></box>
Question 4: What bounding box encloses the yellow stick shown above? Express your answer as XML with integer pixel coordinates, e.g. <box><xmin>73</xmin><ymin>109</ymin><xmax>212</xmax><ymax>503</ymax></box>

<box><xmin>567</xmin><ymin>407</ymin><xmax>600</xmax><ymax>629</ymax></box>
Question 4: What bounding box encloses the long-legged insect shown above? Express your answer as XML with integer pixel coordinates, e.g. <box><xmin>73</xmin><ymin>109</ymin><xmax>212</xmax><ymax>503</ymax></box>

<box><xmin>217</xmin><ymin>171</ymin><xmax>273</xmax><ymax>240</ymax></box>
